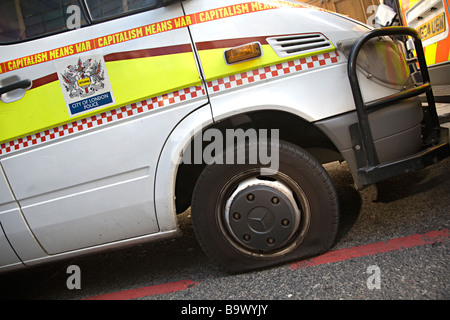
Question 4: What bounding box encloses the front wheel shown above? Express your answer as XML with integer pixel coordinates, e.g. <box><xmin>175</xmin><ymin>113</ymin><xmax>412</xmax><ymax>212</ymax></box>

<box><xmin>191</xmin><ymin>139</ymin><xmax>339</xmax><ymax>272</ymax></box>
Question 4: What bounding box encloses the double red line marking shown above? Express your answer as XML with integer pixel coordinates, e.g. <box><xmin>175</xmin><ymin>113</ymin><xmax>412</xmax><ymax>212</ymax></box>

<box><xmin>85</xmin><ymin>229</ymin><xmax>449</xmax><ymax>300</ymax></box>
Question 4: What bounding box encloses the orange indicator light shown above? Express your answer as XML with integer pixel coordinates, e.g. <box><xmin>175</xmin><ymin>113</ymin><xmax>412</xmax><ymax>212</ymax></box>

<box><xmin>224</xmin><ymin>42</ymin><xmax>262</xmax><ymax>64</ymax></box>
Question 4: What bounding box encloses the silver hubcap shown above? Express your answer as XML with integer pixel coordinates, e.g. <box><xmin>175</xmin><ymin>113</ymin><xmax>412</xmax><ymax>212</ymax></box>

<box><xmin>224</xmin><ymin>177</ymin><xmax>302</xmax><ymax>253</ymax></box>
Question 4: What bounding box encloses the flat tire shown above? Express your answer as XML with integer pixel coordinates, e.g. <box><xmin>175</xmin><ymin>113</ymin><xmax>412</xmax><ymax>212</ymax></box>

<box><xmin>191</xmin><ymin>139</ymin><xmax>339</xmax><ymax>272</ymax></box>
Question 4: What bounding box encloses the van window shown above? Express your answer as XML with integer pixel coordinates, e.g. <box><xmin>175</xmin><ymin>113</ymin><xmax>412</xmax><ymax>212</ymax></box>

<box><xmin>0</xmin><ymin>0</ymin><xmax>87</xmax><ymax>43</ymax></box>
<box><xmin>85</xmin><ymin>0</ymin><xmax>159</xmax><ymax>21</ymax></box>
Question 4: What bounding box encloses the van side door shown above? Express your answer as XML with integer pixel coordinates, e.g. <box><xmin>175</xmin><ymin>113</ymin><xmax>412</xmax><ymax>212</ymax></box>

<box><xmin>0</xmin><ymin>0</ymin><xmax>207</xmax><ymax>259</ymax></box>
<box><xmin>0</xmin><ymin>164</ymin><xmax>23</xmax><ymax>271</ymax></box>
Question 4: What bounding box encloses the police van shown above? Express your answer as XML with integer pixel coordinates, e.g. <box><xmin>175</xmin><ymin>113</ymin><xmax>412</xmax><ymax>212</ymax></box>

<box><xmin>0</xmin><ymin>0</ymin><xmax>449</xmax><ymax>273</ymax></box>
<box><xmin>397</xmin><ymin>0</ymin><xmax>450</xmax><ymax>87</ymax></box>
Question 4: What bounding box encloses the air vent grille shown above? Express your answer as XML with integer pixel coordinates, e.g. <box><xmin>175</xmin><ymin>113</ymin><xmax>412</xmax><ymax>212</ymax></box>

<box><xmin>267</xmin><ymin>34</ymin><xmax>333</xmax><ymax>57</ymax></box>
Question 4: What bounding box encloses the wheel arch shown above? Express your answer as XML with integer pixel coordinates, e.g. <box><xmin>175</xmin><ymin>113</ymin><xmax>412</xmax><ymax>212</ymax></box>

<box><xmin>153</xmin><ymin>105</ymin><xmax>214</xmax><ymax>231</ymax></box>
<box><xmin>174</xmin><ymin>109</ymin><xmax>346</xmax><ymax>215</ymax></box>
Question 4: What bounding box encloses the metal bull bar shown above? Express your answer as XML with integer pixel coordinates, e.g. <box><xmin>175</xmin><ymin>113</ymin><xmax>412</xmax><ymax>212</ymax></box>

<box><xmin>347</xmin><ymin>27</ymin><xmax>450</xmax><ymax>186</ymax></box>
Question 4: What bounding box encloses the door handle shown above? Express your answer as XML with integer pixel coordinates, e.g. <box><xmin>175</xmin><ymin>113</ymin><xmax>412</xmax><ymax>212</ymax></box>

<box><xmin>0</xmin><ymin>78</ymin><xmax>32</xmax><ymax>103</ymax></box>
<box><xmin>0</xmin><ymin>79</ymin><xmax>32</xmax><ymax>95</ymax></box>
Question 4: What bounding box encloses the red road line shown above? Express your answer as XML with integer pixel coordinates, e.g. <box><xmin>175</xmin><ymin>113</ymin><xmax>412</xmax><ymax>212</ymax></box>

<box><xmin>291</xmin><ymin>229</ymin><xmax>449</xmax><ymax>270</ymax></box>
<box><xmin>83</xmin><ymin>229</ymin><xmax>448</xmax><ymax>300</ymax></box>
<box><xmin>85</xmin><ymin>279</ymin><xmax>198</xmax><ymax>300</ymax></box>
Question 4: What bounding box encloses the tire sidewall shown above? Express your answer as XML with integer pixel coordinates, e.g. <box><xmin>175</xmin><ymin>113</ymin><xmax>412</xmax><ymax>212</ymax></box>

<box><xmin>191</xmin><ymin>140</ymin><xmax>339</xmax><ymax>272</ymax></box>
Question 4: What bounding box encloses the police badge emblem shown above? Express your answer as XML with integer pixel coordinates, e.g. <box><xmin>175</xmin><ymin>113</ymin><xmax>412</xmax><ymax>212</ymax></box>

<box><xmin>56</xmin><ymin>54</ymin><xmax>115</xmax><ymax>117</ymax></box>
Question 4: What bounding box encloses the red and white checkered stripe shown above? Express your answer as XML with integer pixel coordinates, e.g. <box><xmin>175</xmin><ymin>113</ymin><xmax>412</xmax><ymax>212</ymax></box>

<box><xmin>1</xmin><ymin>51</ymin><xmax>339</xmax><ymax>156</ymax></box>
<box><xmin>0</xmin><ymin>85</ymin><xmax>205</xmax><ymax>156</ymax></box>
<box><xmin>207</xmin><ymin>51</ymin><xmax>339</xmax><ymax>93</ymax></box>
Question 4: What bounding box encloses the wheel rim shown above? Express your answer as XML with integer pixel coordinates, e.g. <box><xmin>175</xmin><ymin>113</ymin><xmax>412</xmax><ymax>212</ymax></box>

<box><xmin>218</xmin><ymin>170</ymin><xmax>311</xmax><ymax>258</ymax></box>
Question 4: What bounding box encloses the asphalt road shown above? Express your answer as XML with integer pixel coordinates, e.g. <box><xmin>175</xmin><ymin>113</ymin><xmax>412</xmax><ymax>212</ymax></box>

<box><xmin>1</xmin><ymin>148</ymin><xmax>449</xmax><ymax>302</ymax></box>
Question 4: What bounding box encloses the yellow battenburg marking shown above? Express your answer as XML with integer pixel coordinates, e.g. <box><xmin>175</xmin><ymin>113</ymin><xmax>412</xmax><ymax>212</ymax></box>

<box><xmin>108</xmin><ymin>52</ymin><xmax>201</xmax><ymax>105</ymax></box>
<box><xmin>0</xmin><ymin>52</ymin><xmax>201</xmax><ymax>143</ymax></box>
<box><xmin>198</xmin><ymin>44</ymin><xmax>336</xmax><ymax>82</ymax></box>
<box><xmin>0</xmin><ymin>82</ymin><xmax>67</xmax><ymax>144</ymax></box>
<box><xmin>409</xmin><ymin>0</ymin><xmax>420</xmax><ymax>7</ymax></box>
<box><xmin>0</xmin><ymin>2</ymin><xmax>323</xmax><ymax>144</ymax></box>
<box><xmin>424</xmin><ymin>42</ymin><xmax>437</xmax><ymax>65</ymax></box>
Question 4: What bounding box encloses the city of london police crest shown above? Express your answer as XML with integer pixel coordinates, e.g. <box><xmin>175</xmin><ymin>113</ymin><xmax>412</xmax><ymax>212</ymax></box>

<box><xmin>61</xmin><ymin>57</ymin><xmax>105</xmax><ymax>99</ymax></box>
<box><xmin>57</xmin><ymin>55</ymin><xmax>115</xmax><ymax>117</ymax></box>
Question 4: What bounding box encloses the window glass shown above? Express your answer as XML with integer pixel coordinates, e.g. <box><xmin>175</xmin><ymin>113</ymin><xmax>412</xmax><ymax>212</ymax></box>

<box><xmin>0</xmin><ymin>0</ymin><xmax>87</xmax><ymax>43</ymax></box>
<box><xmin>85</xmin><ymin>0</ymin><xmax>158</xmax><ymax>21</ymax></box>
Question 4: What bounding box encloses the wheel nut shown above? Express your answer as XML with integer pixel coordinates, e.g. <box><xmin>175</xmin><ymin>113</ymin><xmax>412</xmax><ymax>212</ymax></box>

<box><xmin>271</xmin><ymin>197</ymin><xmax>279</xmax><ymax>204</ymax></box>
<box><xmin>247</xmin><ymin>194</ymin><xmax>255</xmax><ymax>201</ymax></box>
<box><xmin>243</xmin><ymin>234</ymin><xmax>251</xmax><ymax>241</ymax></box>
<box><xmin>282</xmin><ymin>219</ymin><xmax>289</xmax><ymax>226</ymax></box>
<box><xmin>267</xmin><ymin>237</ymin><xmax>275</xmax><ymax>244</ymax></box>
<box><xmin>233</xmin><ymin>212</ymin><xmax>241</xmax><ymax>220</ymax></box>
